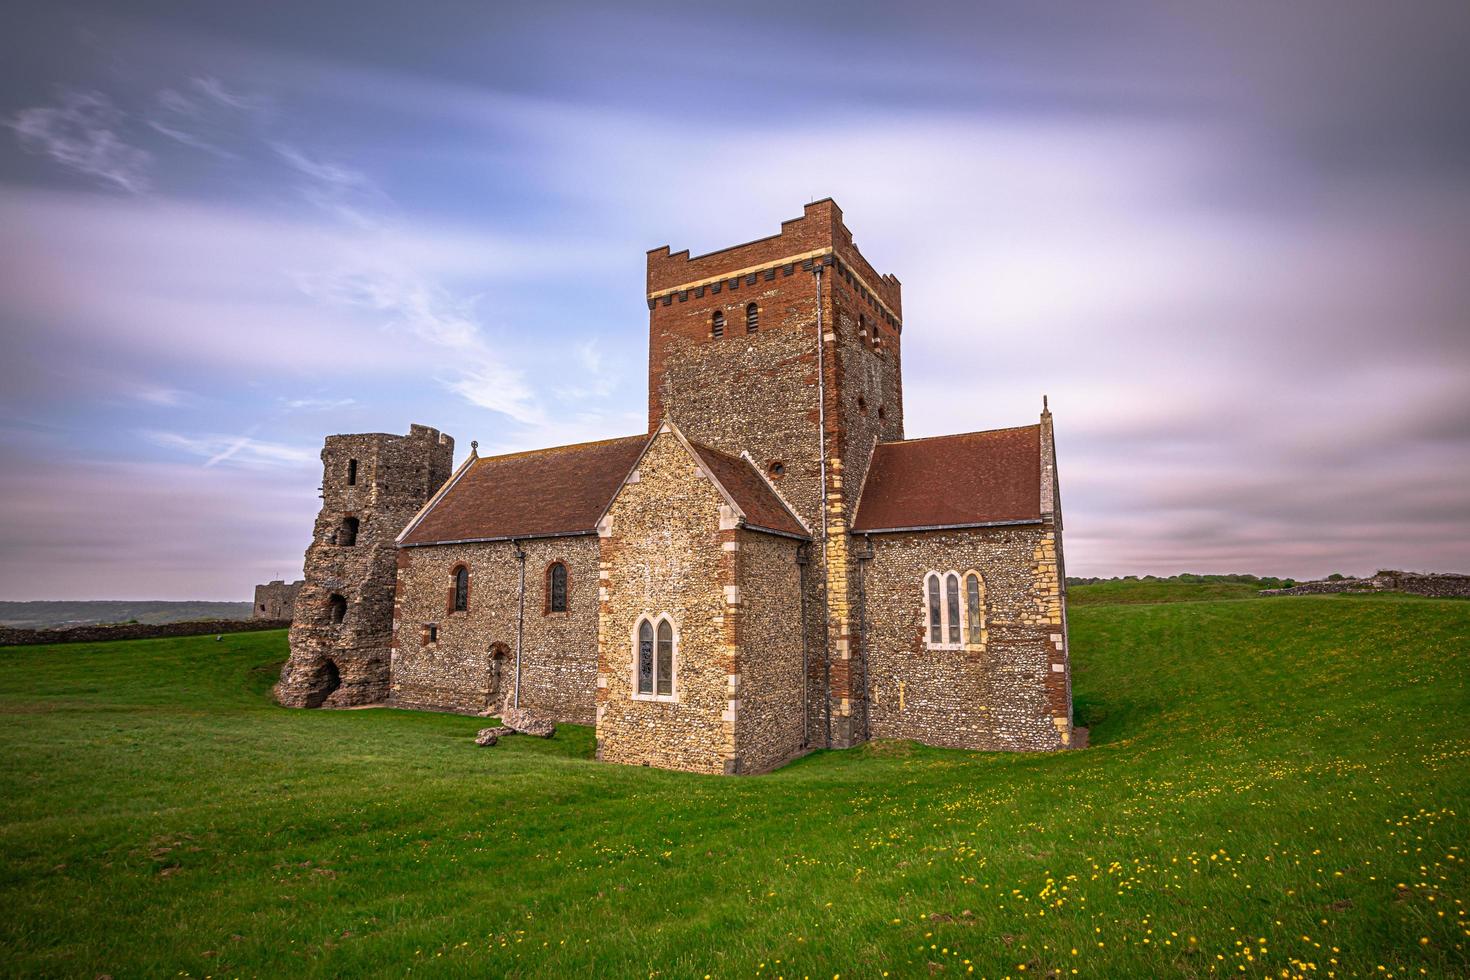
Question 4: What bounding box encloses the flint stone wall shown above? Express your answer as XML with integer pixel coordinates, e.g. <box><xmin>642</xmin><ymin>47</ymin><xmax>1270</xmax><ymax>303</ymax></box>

<box><xmin>0</xmin><ymin>619</ymin><xmax>288</xmax><ymax>647</ymax></box>
<box><xmin>596</xmin><ymin>430</ymin><xmax>738</xmax><ymax>774</ymax></box>
<box><xmin>733</xmin><ymin>528</ymin><xmax>807</xmax><ymax>774</ymax></box>
<box><xmin>1260</xmin><ymin>570</ymin><xmax>1470</xmax><ymax>598</ymax></box>
<box><xmin>860</xmin><ymin>523</ymin><xmax>1071</xmax><ymax>752</ymax></box>
<box><xmin>389</xmin><ymin>536</ymin><xmax>599</xmax><ymax>722</ymax></box>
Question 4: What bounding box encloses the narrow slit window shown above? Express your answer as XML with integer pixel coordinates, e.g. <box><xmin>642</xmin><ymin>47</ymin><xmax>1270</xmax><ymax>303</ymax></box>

<box><xmin>711</xmin><ymin>310</ymin><xmax>724</xmax><ymax>338</ymax></box>
<box><xmin>339</xmin><ymin>516</ymin><xmax>359</xmax><ymax>547</ymax></box>
<box><xmin>347</xmin><ymin>458</ymin><xmax>358</xmax><ymax>485</ymax></box>
<box><xmin>966</xmin><ymin>573</ymin><xmax>983</xmax><ymax>642</ymax></box>
<box><xmin>946</xmin><ymin>573</ymin><xmax>961</xmax><ymax>644</ymax></box>
<box><xmin>548</xmin><ymin>562</ymin><xmax>567</xmax><ymax>612</ymax></box>
<box><xmin>452</xmin><ymin>566</ymin><xmax>468</xmax><ymax>612</ymax></box>
<box><xmin>927</xmin><ymin>574</ymin><xmax>942</xmax><ymax>645</ymax></box>
<box><xmin>637</xmin><ymin>620</ymin><xmax>654</xmax><ymax>694</ymax></box>
<box><xmin>745</xmin><ymin>302</ymin><xmax>759</xmax><ymax>333</ymax></box>
<box><xmin>328</xmin><ymin>593</ymin><xmax>347</xmax><ymax>625</ymax></box>
<box><xmin>656</xmin><ymin>620</ymin><xmax>674</xmax><ymax>696</ymax></box>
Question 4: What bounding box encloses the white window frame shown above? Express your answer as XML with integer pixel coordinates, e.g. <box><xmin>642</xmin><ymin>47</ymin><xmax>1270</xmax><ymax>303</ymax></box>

<box><xmin>922</xmin><ymin>569</ymin><xmax>986</xmax><ymax>651</ymax></box>
<box><xmin>630</xmin><ymin>614</ymin><xmax>679</xmax><ymax>702</ymax></box>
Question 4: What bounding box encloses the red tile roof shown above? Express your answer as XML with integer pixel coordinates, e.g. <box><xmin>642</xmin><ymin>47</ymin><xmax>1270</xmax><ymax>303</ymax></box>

<box><xmin>689</xmin><ymin>442</ymin><xmax>809</xmax><ymax>539</ymax></box>
<box><xmin>851</xmin><ymin>425</ymin><xmax>1043</xmax><ymax>533</ymax></box>
<box><xmin>400</xmin><ymin>434</ymin><xmax>647</xmax><ymax>545</ymax></box>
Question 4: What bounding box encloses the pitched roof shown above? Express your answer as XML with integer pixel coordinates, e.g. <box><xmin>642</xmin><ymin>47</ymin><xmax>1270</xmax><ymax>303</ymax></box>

<box><xmin>851</xmin><ymin>424</ymin><xmax>1043</xmax><ymax>533</ymax></box>
<box><xmin>400</xmin><ymin>434</ymin><xmax>647</xmax><ymax>545</ymax></box>
<box><xmin>688</xmin><ymin>442</ymin><xmax>809</xmax><ymax>539</ymax></box>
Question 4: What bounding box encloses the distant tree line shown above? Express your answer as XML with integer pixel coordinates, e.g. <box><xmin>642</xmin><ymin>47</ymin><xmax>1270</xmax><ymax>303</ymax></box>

<box><xmin>1065</xmin><ymin>572</ymin><xmax>1305</xmax><ymax>589</ymax></box>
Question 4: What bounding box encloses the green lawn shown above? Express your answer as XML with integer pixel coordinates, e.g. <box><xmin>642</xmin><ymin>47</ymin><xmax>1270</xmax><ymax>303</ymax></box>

<box><xmin>1</xmin><ymin>592</ymin><xmax>1466</xmax><ymax>978</ymax></box>
<box><xmin>1068</xmin><ymin>579</ymin><xmax>1268</xmax><ymax>605</ymax></box>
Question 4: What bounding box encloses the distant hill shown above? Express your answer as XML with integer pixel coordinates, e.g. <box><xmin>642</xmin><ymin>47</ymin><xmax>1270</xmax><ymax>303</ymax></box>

<box><xmin>0</xmin><ymin>601</ymin><xmax>255</xmax><ymax>629</ymax></box>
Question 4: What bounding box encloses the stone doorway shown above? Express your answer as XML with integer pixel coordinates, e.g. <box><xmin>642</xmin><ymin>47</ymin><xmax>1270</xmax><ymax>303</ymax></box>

<box><xmin>486</xmin><ymin>643</ymin><xmax>511</xmax><ymax>712</ymax></box>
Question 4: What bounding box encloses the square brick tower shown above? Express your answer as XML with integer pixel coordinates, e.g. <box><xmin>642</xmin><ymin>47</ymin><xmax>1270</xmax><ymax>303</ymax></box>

<box><xmin>646</xmin><ymin>199</ymin><xmax>904</xmax><ymax>747</ymax></box>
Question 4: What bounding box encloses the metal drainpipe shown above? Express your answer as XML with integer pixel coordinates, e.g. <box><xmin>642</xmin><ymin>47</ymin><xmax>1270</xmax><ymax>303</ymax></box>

<box><xmin>513</xmin><ymin>540</ymin><xmax>526</xmax><ymax>710</ymax></box>
<box><xmin>796</xmin><ymin>543</ymin><xmax>811</xmax><ymax>748</ymax></box>
<box><xmin>814</xmin><ymin>264</ymin><xmax>832</xmax><ymax>749</ymax></box>
<box><xmin>855</xmin><ymin>534</ymin><xmax>875</xmax><ymax>743</ymax></box>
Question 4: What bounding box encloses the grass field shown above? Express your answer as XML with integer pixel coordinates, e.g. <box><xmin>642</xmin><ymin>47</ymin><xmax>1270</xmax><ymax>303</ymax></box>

<box><xmin>1</xmin><ymin>589</ymin><xmax>1466</xmax><ymax>978</ymax></box>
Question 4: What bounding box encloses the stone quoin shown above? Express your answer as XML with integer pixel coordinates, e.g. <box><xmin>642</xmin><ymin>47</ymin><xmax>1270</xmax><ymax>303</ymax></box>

<box><xmin>276</xmin><ymin>199</ymin><xmax>1074</xmax><ymax>772</ymax></box>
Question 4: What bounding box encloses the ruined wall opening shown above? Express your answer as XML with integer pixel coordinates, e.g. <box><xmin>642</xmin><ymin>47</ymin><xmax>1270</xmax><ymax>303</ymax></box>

<box><xmin>339</xmin><ymin>516</ymin><xmax>359</xmax><ymax>547</ymax></box>
<box><xmin>486</xmin><ymin>642</ymin><xmax>511</xmax><ymax>711</ymax></box>
<box><xmin>303</xmin><ymin>658</ymin><xmax>341</xmax><ymax>708</ymax></box>
<box><xmin>328</xmin><ymin>593</ymin><xmax>347</xmax><ymax>625</ymax></box>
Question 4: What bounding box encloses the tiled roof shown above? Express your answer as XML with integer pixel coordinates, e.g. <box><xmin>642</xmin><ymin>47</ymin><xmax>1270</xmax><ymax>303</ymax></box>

<box><xmin>689</xmin><ymin>442</ymin><xmax>809</xmax><ymax>539</ymax></box>
<box><xmin>400</xmin><ymin>434</ymin><xmax>647</xmax><ymax>545</ymax></box>
<box><xmin>851</xmin><ymin>425</ymin><xmax>1043</xmax><ymax>533</ymax></box>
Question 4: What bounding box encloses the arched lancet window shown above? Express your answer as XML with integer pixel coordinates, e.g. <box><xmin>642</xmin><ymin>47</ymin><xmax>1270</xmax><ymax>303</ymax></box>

<box><xmin>547</xmin><ymin>562</ymin><xmax>568</xmax><ymax>613</ymax></box>
<box><xmin>872</xmin><ymin>321</ymin><xmax>882</xmax><ymax>348</ymax></box>
<box><xmin>634</xmin><ymin>616</ymin><xmax>676</xmax><ymax>698</ymax></box>
<box><xmin>656</xmin><ymin>620</ymin><xmax>674</xmax><ymax>696</ymax></box>
<box><xmin>637</xmin><ymin>619</ymin><xmax>655</xmax><ymax>695</ymax></box>
<box><xmin>945</xmin><ymin>573</ymin><xmax>961</xmax><ymax>644</ymax></box>
<box><xmin>711</xmin><ymin>310</ymin><xmax>724</xmax><ymax>338</ymax></box>
<box><xmin>926</xmin><ymin>573</ymin><xmax>942</xmax><ymax>645</ymax></box>
<box><xmin>965</xmin><ymin>572</ymin><xmax>984</xmax><ymax>642</ymax></box>
<box><xmin>328</xmin><ymin>593</ymin><xmax>347</xmax><ymax>625</ymax></box>
<box><xmin>452</xmin><ymin>565</ymin><xmax>469</xmax><ymax>612</ymax></box>
<box><xmin>859</xmin><ymin>313</ymin><xmax>868</xmax><ymax>337</ymax></box>
<box><xmin>745</xmin><ymin>302</ymin><xmax>759</xmax><ymax>333</ymax></box>
<box><xmin>339</xmin><ymin>516</ymin><xmax>359</xmax><ymax>547</ymax></box>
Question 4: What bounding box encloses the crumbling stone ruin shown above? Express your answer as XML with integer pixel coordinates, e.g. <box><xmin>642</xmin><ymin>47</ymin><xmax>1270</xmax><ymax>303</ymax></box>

<box><xmin>278</xmin><ymin>200</ymin><xmax>1074</xmax><ymax>773</ymax></box>
<box><xmin>252</xmin><ymin>579</ymin><xmax>303</xmax><ymax>620</ymax></box>
<box><xmin>1260</xmin><ymin>570</ymin><xmax>1470</xmax><ymax>598</ymax></box>
<box><xmin>275</xmin><ymin>425</ymin><xmax>453</xmax><ymax>708</ymax></box>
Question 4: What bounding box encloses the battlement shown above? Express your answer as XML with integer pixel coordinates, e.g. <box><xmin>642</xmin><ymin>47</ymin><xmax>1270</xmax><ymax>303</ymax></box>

<box><xmin>647</xmin><ymin>199</ymin><xmax>902</xmax><ymax>318</ymax></box>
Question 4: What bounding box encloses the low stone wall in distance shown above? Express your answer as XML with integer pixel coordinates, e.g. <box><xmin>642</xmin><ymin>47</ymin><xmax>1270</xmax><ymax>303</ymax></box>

<box><xmin>0</xmin><ymin>619</ymin><xmax>291</xmax><ymax>647</ymax></box>
<box><xmin>1260</xmin><ymin>571</ymin><xmax>1470</xmax><ymax>599</ymax></box>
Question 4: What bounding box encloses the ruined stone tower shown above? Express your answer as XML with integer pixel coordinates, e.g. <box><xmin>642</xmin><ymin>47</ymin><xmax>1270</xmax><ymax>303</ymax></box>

<box><xmin>276</xmin><ymin>424</ymin><xmax>454</xmax><ymax>708</ymax></box>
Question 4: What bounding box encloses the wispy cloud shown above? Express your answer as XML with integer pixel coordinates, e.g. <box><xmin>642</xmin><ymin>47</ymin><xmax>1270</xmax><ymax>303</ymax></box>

<box><xmin>142</xmin><ymin>430</ymin><xmax>316</xmax><ymax>469</ymax></box>
<box><xmin>7</xmin><ymin>90</ymin><xmax>152</xmax><ymax>193</ymax></box>
<box><xmin>281</xmin><ymin>396</ymin><xmax>357</xmax><ymax>411</ymax></box>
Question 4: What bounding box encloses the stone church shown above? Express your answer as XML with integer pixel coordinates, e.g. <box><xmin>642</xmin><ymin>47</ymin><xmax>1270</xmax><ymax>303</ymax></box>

<box><xmin>276</xmin><ymin>199</ymin><xmax>1073</xmax><ymax>774</ymax></box>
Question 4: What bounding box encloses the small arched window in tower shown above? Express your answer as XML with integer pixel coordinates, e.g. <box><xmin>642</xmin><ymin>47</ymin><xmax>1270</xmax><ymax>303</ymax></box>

<box><xmin>711</xmin><ymin>310</ymin><xmax>724</xmax><ymax>338</ymax></box>
<box><xmin>745</xmin><ymin>302</ymin><xmax>759</xmax><ymax>333</ymax></box>
<box><xmin>328</xmin><ymin>593</ymin><xmax>347</xmax><ymax>625</ymax></box>
<box><xmin>452</xmin><ymin>565</ymin><xmax>469</xmax><ymax>612</ymax></box>
<box><xmin>339</xmin><ymin>516</ymin><xmax>359</xmax><ymax>547</ymax></box>
<box><xmin>347</xmin><ymin>458</ymin><xmax>358</xmax><ymax>485</ymax></box>
<box><xmin>872</xmin><ymin>321</ymin><xmax>883</xmax><ymax>349</ymax></box>
<box><xmin>877</xmin><ymin>405</ymin><xmax>886</xmax><ymax>421</ymax></box>
<box><xmin>859</xmin><ymin>313</ymin><xmax>868</xmax><ymax>337</ymax></box>
<box><xmin>547</xmin><ymin>561</ymin><xmax>568</xmax><ymax>613</ymax></box>
<box><xmin>768</xmin><ymin>460</ymin><xmax>785</xmax><ymax>478</ymax></box>
<box><xmin>857</xmin><ymin>396</ymin><xmax>867</xmax><ymax>416</ymax></box>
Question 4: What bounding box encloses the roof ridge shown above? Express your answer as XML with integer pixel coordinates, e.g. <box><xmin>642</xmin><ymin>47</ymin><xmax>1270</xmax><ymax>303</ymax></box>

<box><xmin>471</xmin><ymin>433</ymin><xmax>645</xmax><ymax>465</ymax></box>
<box><xmin>877</xmin><ymin>423</ymin><xmax>1039</xmax><ymax>447</ymax></box>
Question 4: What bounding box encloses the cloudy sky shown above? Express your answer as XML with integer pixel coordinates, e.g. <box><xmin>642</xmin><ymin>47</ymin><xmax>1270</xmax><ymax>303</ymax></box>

<box><xmin>2</xmin><ymin>1</ymin><xmax>1467</xmax><ymax>599</ymax></box>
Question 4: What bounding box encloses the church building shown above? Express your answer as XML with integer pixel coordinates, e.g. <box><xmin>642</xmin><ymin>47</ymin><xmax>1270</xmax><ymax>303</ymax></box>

<box><xmin>275</xmin><ymin>199</ymin><xmax>1073</xmax><ymax>774</ymax></box>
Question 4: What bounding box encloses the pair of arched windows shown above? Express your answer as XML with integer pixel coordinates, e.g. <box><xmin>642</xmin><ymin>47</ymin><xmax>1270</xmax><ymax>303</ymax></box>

<box><xmin>924</xmin><ymin>571</ymin><xmax>985</xmax><ymax>648</ymax></box>
<box><xmin>634</xmin><ymin>616</ymin><xmax>675</xmax><ymax>698</ymax></box>
<box><xmin>710</xmin><ymin>304</ymin><xmax>759</xmax><ymax>339</ymax></box>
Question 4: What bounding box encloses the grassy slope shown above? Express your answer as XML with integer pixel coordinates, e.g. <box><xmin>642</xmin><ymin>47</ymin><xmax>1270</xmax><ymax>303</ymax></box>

<box><xmin>0</xmin><ymin>595</ymin><xmax>1466</xmax><ymax>978</ymax></box>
